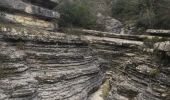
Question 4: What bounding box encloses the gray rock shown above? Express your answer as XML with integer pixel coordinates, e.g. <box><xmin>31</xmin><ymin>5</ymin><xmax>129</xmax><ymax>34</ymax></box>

<box><xmin>50</xmin><ymin>0</ymin><xmax>60</xmax><ymax>3</ymax></box>
<box><xmin>0</xmin><ymin>0</ymin><xmax>60</xmax><ymax>19</ymax></box>
<box><xmin>154</xmin><ymin>41</ymin><xmax>170</xmax><ymax>57</ymax></box>
<box><xmin>96</xmin><ymin>13</ymin><xmax>123</xmax><ymax>33</ymax></box>
<box><xmin>0</xmin><ymin>26</ymin><xmax>105</xmax><ymax>100</ymax></box>
<box><xmin>22</xmin><ymin>0</ymin><xmax>60</xmax><ymax>9</ymax></box>
<box><xmin>0</xmin><ymin>12</ymin><xmax>56</xmax><ymax>30</ymax></box>
<box><xmin>107</xmin><ymin>52</ymin><xmax>170</xmax><ymax>100</ymax></box>
<box><xmin>136</xmin><ymin>64</ymin><xmax>158</xmax><ymax>75</ymax></box>
<box><xmin>154</xmin><ymin>41</ymin><xmax>170</xmax><ymax>52</ymax></box>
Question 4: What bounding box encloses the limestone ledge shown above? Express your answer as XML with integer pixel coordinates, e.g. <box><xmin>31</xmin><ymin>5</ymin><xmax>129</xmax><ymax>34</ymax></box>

<box><xmin>0</xmin><ymin>25</ymin><xmax>83</xmax><ymax>44</ymax></box>
<box><xmin>0</xmin><ymin>0</ymin><xmax>60</xmax><ymax>19</ymax></box>
<box><xmin>22</xmin><ymin>0</ymin><xmax>60</xmax><ymax>9</ymax></box>
<box><xmin>0</xmin><ymin>25</ymin><xmax>144</xmax><ymax>48</ymax></box>
<box><xmin>0</xmin><ymin>12</ymin><xmax>56</xmax><ymax>30</ymax></box>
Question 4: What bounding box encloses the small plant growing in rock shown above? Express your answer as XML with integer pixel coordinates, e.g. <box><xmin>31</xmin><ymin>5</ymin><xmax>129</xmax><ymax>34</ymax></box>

<box><xmin>102</xmin><ymin>80</ymin><xmax>111</xmax><ymax>99</ymax></box>
<box><xmin>149</xmin><ymin>68</ymin><xmax>160</xmax><ymax>77</ymax></box>
<box><xmin>16</xmin><ymin>41</ymin><xmax>25</xmax><ymax>50</ymax></box>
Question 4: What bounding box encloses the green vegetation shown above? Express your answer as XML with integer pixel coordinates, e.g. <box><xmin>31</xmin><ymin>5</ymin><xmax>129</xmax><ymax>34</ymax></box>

<box><xmin>55</xmin><ymin>1</ymin><xmax>96</xmax><ymax>29</ymax></box>
<box><xmin>102</xmin><ymin>80</ymin><xmax>110</xmax><ymax>99</ymax></box>
<box><xmin>112</xmin><ymin>0</ymin><xmax>170</xmax><ymax>29</ymax></box>
<box><xmin>16</xmin><ymin>41</ymin><xmax>25</xmax><ymax>50</ymax></box>
<box><xmin>149</xmin><ymin>68</ymin><xmax>160</xmax><ymax>77</ymax></box>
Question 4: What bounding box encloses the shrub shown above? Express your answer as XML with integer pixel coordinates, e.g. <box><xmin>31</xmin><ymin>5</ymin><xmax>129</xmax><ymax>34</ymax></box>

<box><xmin>112</xmin><ymin>0</ymin><xmax>170</xmax><ymax>29</ymax></box>
<box><xmin>155</xmin><ymin>0</ymin><xmax>170</xmax><ymax>29</ymax></box>
<box><xmin>55</xmin><ymin>1</ymin><xmax>96</xmax><ymax>29</ymax></box>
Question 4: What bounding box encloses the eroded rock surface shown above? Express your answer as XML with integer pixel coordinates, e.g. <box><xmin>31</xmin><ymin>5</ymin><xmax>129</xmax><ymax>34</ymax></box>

<box><xmin>0</xmin><ymin>0</ymin><xmax>60</xmax><ymax>19</ymax></box>
<box><xmin>0</xmin><ymin>1</ymin><xmax>105</xmax><ymax>100</ymax></box>
<box><xmin>0</xmin><ymin>26</ymin><xmax>106</xmax><ymax>100</ymax></box>
<box><xmin>96</xmin><ymin>44</ymin><xmax>170</xmax><ymax>100</ymax></box>
<box><xmin>0</xmin><ymin>0</ymin><xmax>170</xmax><ymax>100</ymax></box>
<box><xmin>0</xmin><ymin>12</ymin><xmax>56</xmax><ymax>30</ymax></box>
<box><xmin>96</xmin><ymin>13</ymin><xmax>123</xmax><ymax>33</ymax></box>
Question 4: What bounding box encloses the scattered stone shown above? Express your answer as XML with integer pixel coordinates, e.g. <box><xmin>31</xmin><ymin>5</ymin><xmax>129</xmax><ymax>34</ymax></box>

<box><xmin>136</xmin><ymin>64</ymin><xmax>158</xmax><ymax>76</ymax></box>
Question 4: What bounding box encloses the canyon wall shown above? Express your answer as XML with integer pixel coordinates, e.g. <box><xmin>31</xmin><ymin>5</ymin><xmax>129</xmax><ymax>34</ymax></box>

<box><xmin>0</xmin><ymin>0</ymin><xmax>170</xmax><ymax>100</ymax></box>
<box><xmin>0</xmin><ymin>0</ymin><xmax>106</xmax><ymax>100</ymax></box>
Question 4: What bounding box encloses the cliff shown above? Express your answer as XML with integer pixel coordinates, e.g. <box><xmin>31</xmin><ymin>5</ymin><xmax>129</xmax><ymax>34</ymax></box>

<box><xmin>0</xmin><ymin>0</ymin><xmax>105</xmax><ymax>100</ymax></box>
<box><xmin>0</xmin><ymin>0</ymin><xmax>170</xmax><ymax>100</ymax></box>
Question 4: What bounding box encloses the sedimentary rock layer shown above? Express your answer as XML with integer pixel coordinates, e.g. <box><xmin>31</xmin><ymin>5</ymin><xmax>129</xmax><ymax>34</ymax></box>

<box><xmin>0</xmin><ymin>0</ymin><xmax>60</xmax><ymax>19</ymax></box>
<box><xmin>0</xmin><ymin>25</ymin><xmax>144</xmax><ymax>47</ymax></box>
<box><xmin>22</xmin><ymin>0</ymin><xmax>60</xmax><ymax>9</ymax></box>
<box><xmin>0</xmin><ymin>12</ymin><xmax>55</xmax><ymax>30</ymax></box>
<box><xmin>0</xmin><ymin>25</ymin><xmax>105</xmax><ymax>100</ymax></box>
<box><xmin>98</xmin><ymin>43</ymin><xmax>170</xmax><ymax>100</ymax></box>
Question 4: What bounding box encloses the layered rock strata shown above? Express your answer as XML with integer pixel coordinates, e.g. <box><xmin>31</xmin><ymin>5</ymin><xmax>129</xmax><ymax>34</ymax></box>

<box><xmin>0</xmin><ymin>12</ymin><xmax>55</xmax><ymax>30</ymax></box>
<box><xmin>0</xmin><ymin>0</ymin><xmax>105</xmax><ymax>100</ymax></box>
<box><xmin>101</xmin><ymin>41</ymin><xmax>170</xmax><ymax>100</ymax></box>
<box><xmin>1</xmin><ymin>0</ymin><xmax>170</xmax><ymax>100</ymax></box>
<box><xmin>0</xmin><ymin>26</ymin><xmax>105</xmax><ymax>100</ymax></box>
<box><xmin>0</xmin><ymin>0</ymin><xmax>60</xmax><ymax>19</ymax></box>
<box><xmin>0</xmin><ymin>0</ymin><xmax>60</xmax><ymax>31</ymax></box>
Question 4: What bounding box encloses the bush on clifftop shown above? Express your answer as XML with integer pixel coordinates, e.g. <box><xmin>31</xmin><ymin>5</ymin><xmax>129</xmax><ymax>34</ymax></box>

<box><xmin>112</xmin><ymin>0</ymin><xmax>170</xmax><ymax>29</ymax></box>
<box><xmin>55</xmin><ymin>1</ymin><xmax>96</xmax><ymax>29</ymax></box>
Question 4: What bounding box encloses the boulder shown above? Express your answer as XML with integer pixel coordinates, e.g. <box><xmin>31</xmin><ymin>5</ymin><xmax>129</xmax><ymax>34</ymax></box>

<box><xmin>154</xmin><ymin>41</ymin><xmax>170</xmax><ymax>56</ymax></box>
<box><xmin>154</xmin><ymin>41</ymin><xmax>170</xmax><ymax>52</ymax></box>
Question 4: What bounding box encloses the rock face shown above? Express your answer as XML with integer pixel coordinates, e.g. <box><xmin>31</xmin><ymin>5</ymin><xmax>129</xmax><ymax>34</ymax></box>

<box><xmin>154</xmin><ymin>41</ymin><xmax>170</xmax><ymax>52</ymax></box>
<box><xmin>0</xmin><ymin>12</ymin><xmax>56</xmax><ymax>30</ymax></box>
<box><xmin>96</xmin><ymin>43</ymin><xmax>170</xmax><ymax>100</ymax></box>
<box><xmin>0</xmin><ymin>24</ymin><xmax>105</xmax><ymax>100</ymax></box>
<box><xmin>22</xmin><ymin>0</ymin><xmax>60</xmax><ymax>9</ymax></box>
<box><xmin>146</xmin><ymin>29</ymin><xmax>170</xmax><ymax>36</ymax></box>
<box><xmin>0</xmin><ymin>0</ymin><xmax>60</xmax><ymax>30</ymax></box>
<box><xmin>87</xmin><ymin>0</ymin><xmax>123</xmax><ymax>33</ymax></box>
<box><xmin>0</xmin><ymin>1</ymin><xmax>105</xmax><ymax>100</ymax></box>
<box><xmin>0</xmin><ymin>0</ymin><xmax>60</xmax><ymax>19</ymax></box>
<box><xmin>1</xmin><ymin>0</ymin><xmax>170</xmax><ymax>100</ymax></box>
<box><xmin>96</xmin><ymin>13</ymin><xmax>123</xmax><ymax>33</ymax></box>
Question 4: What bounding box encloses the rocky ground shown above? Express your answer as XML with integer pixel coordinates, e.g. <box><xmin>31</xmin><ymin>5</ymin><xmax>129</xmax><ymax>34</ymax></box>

<box><xmin>93</xmin><ymin>42</ymin><xmax>170</xmax><ymax>100</ymax></box>
<box><xmin>0</xmin><ymin>0</ymin><xmax>170</xmax><ymax>100</ymax></box>
<box><xmin>0</xmin><ymin>0</ymin><xmax>106</xmax><ymax>100</ymax></box>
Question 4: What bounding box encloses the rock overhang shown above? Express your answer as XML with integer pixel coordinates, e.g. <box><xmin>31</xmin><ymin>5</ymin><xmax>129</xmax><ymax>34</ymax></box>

<box><xmin>0</xmin><ymin>0</ymin><xmax>60</xmax><ymax>19</ymax></box>
<box><xmin>22</xmin><ymin>0</ymin><xmax>60</xmax><ymax>9</ymax></box>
